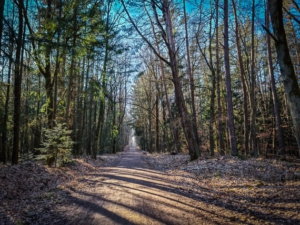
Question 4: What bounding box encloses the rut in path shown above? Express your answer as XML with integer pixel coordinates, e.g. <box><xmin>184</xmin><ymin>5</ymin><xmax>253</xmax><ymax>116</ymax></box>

<box><xmin>57</xmin><ymin>147</ymin><xmax>222</xmax><ymax>225</ymax></box>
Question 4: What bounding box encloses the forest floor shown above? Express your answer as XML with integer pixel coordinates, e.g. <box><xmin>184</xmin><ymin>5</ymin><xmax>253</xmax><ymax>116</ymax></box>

<box><xmin>1</xmin><ymin>148</ymin><xmax>300</xmax><ymax>225</ymax></box>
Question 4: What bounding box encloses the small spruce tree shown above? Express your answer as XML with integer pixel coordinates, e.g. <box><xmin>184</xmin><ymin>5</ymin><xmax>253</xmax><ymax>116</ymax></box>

<box><xmin>39</xmin><ymin>123</ymin><xmax>73</xmax><ymax>167</ymax></box>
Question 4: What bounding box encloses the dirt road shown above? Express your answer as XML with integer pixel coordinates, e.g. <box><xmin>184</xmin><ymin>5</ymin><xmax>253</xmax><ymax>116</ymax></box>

<box><xmin>1</xmin><ymin>147</ymin><xmax>299</xmax><ymax>224</ymax></box>
<box><xmin>57</xmin><ymin>147</ymin><xmax>221</xmax><ymax>225</ymax></box>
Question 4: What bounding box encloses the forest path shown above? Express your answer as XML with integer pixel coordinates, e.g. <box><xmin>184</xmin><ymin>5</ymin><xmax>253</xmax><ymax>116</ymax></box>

<box><xmin>57</xmin><ymin>147</ymin><xmax>218</xmax><ymax>225</ymax></box>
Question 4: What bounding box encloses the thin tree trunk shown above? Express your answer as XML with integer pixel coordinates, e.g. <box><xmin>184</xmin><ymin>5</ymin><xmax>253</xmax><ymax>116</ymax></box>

<box><xmin>161</xmin><ymin>0</ymin><xmax>200</xmax><ymax>159</ymax></box>
<box><xmin>1</xmin><ymin>31</ymin><xmax>13</xmax><ymax>164</ymax></box>
<box><xmin>95</xmin><ymin>54</ymin><xmax>107</xmax><ymax>153</ymax></box>
<box><xmin>92</xmin><ymin>99</ymin><xmax>97</xmax><ymax>158</ymax></box>
<box><xmin>224</xmin><ymin>0</ymin><xmax>238</xmax><ymax>156</ymax></box>
<box><xmin>232</xmin><ymin>0</ymin><xmax>249</xmax><ymax>155</ymax></box>
<box><xmin>144</xmin><ymin>1</ymin><xmax>180</xmax><ymax>153</ymax></box>
<box><xmin>155</xmin><ymin>73</ymin><xmax>160</xmax><ymax>152</ymax></box>
<box><xmin>95</xmin><ymin>3</ymin><xmax>111</xmax><ymax>153</ymax></box>
<box><xmin>75</xmin><ymin>60</ymin><xmax>85</xmax><ymax>156</ymax></box>
<box><xmin>19</xmin><ymin>6</ymin><xmax>27</xmax><ymax>156</ymax></box>
<box><xmin>53</xmin><ymin>0</ymin><xmax>62</xmax><ymax>125</ymax></box>
<box><xmin>266</xmin><ymin>2</ymin><xmax>285</xmax><ymax>155</ymax></box>
<box><xmin>208</xmin><ymin>4</ymin><xmax>215</xmax><ymax>156</ymax></box>
<box><xmin>45</xmin><ymin>0</ymin><xmax>54</xmax><ymax>129</ymax></box>
<box><xmin>33</xmin><ymin>74</ymin><xmax>42</xmax><ymax>149</ymax></box>
<box><xmin>0</xmin><ymin>0</ymin><xmax>5</xmax><ymax>48</ymax></box>
<box><xmin>268</xmin><ymin>0</ymin><xmax>300</xmax><ymax>156</ymax></box>
<box><xmin>66</xmin><ymin>2</ymin><xmax>78</xmax><ymax>131</ymax></box>
<box><xmin>87</xmin><ymin>75</ymin><xmax>94</xmax><ymax>156</ymax></box>
<box><xmin>183</xmin><ymin>0</ymin><xmax>200</xmax><ymax>149</ymax></box>
<box><xmin>12</xmin><ymin>0</ymin><xmax>24</xmax><ymax>164</ymax></box>
<box><xmin>216</xmin><ymin>0</ymin><xmax>224</xmax><ymax>155</ymax></box>
<box><xmin>250</xmin><ymin>0</ymin><xmax>257</xmax><ymax>157</ymax></box>
<box><xmin>82</xmin><ymin>58</ymin><xmax>89</xmax><ymax>154</ymax></box>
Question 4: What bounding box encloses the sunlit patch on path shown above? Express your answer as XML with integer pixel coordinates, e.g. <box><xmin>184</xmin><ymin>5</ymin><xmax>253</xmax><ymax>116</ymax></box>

<box><xmin>56</xmin><ymin>148</ymin><xmax>300</xmax><ymax>225</ymax></box>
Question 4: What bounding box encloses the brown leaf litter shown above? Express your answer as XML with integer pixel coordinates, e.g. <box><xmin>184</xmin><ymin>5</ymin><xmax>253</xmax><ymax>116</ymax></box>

<box><xmin>0</xmin><ymin>154</ymin><xmax>120</xmax><ymax>225</ymax></box>
<box><xmin>147</xmin><ymin>154</ymin><xmax>300</xmax><ymax>224</ymax></box>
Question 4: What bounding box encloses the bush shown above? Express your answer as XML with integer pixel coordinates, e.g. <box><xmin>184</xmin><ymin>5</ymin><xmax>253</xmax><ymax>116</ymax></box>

<box><xmin>38</xmin><ymin>123</ymin><xmax>74</xmax><ymax>167</ymax></box>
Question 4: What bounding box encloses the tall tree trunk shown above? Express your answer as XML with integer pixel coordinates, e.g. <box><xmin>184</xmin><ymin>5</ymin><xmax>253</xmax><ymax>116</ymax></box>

<box><xmin>1</xmin><ymin>31</ymin><xmax>13</xmax><ymax>164</ymax></box>
<box><xmin>12</xmin><ymin>0</ymin><xmax>24</xmax><ymax>164</ymax></box>
<box><xmin>144</xmin><ymin>1</ymin><xmax>180</xmax><ymax>153</ymax></box>
<box><xmin>161</xmin><ymin>0</ymin><xmax>200</xmax><ymax>159</ymax></box>
<box><xmin>250</xmin><ymin>0</ymin><xmax>257</xmax><ymax>157</ymax></box>
<box><xmin>53</xmin><ymin>0</ymin><xmax>62</xmax><ymax>125</ymax></box>
<box><xmin>268</xmin><ymin>0</ymin><xmax>300</xmax><ymax>156</ymax></box>
<box><xmin>86</xmin><ymin>80</ymin><xmax>93</xmax><ymax>156</ymax></box>
<box><xmin>0</xmin><ymin>0</ymin><xmax>5</xmax><ymax>48</ymax></box>
<box><xmin>216</xmin><ymin>0</ymin><xmax>225</xmax><ymax>155</ymax></box>
<box><xmin>74</xmin><ymin>60</ymin><xmax>85</xmax><ymax>156</ymax></box>
<box><xmin>19</xmin><ymin>9</ymin><xmax>26</xmax><ymax>156</ymax></box>
<box><xmin>34</xmin><ymin>74</ymin><xmax>42</xmax><ymax>149</ymax></box>
<box><xmin>95</xmin><ymin>54</ymin><xmax>107</xmax><ymax>153</ymax></box>
<box><xmin>44</xmin><ymin>0</ymin><xmax>54</xmax><ymax>129</ymax></box>
<box><xmin>82</xmin><ymin>57</ymin><xmax>90</xmax><ymax>154</ymax></box>
<box><xmin>224</xmin><ymin>0</ymin><xmax>238</xmax><ymax>156</ymax></box>
<box><xmin>266</xmin><ymin>2</ymin><xmax>285</xmax><ymax>155</ymax></box>
<box><xmin>95</xmin><ymin>2</ymin><xmax>111</xmax><ymax>153</ymax></box>
<box><xmin>155</xmin><ymin>72</ymin><xmax>160</xmax><ymax>152</ymax></box>
<box><xmin>232</xmin><ymin>0</ymin><xmax>249</xmax><ymax>155</ymax></box>
<box><xmin>208</xmin><ymin>4</ymin><xmax>215</xmax><ymax>156</ymax></box>
<box><xmin>66</xmin><ymin>1</ymin><xmax>78</xmax><ymax>131</ymax></box>
<box><xmin>183</xmin><ymin>0</ymin><xmax>200</xmax><ymax>149</ymax></box>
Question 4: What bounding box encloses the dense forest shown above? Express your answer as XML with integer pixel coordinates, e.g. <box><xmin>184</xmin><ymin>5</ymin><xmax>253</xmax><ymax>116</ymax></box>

<box><xmin>0</xmin><ymin>0</ymin><xmax>300</xmax><ymax>166</ymax></box>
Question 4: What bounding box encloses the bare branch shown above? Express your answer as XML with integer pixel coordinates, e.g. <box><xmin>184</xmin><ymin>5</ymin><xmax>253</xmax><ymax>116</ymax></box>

<box><xmin>120</xmin><ymin>0</ymin><xmax>170</xmax><ymax>66</ymax></box>
<box><xmin>283</xmin><ymin>6</ymin><xmax>300</xmax><ymax>25</ymax></box>
<box><xmin>262</xmin><ymin>24</ymin><xmax>279</xmax><ymax>43</ymax></box>
<box><xmin>292</xmin><ymin>0</ymin><xmax>300</xmax><ymax>12</ymax></box>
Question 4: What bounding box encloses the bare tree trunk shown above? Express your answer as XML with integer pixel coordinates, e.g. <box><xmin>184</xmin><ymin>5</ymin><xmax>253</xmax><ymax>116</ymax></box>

<box><xmin>161</xmin><ymin>0</ymin><xmax>200</xmax><ymax>159</ymax></box>
<box><xmin>208</xmin><ymin>4</ymin><xmax>215</xmax><ymax>156</ymax></box>
<box><xmin>95</xmin><ymin>49</ymin><xmax>107</xmax><ymax>153</ymax></box>
<box><xmin>266</xmin><ymin>2</ymin><xmax>285</xmax><ymax>155</ymax></box>
<box><xmin>87</xmin><ymin>70</ymin><xmax>94</xmax><ymax>156</ymax></box>
<box><xmin>44</xmin><ymin>0</ymin><xmax>54</xmax><ymax>129</ymax></box>
<box><xmin>144</xmin><ymin>1</ymin><xmax>180</xmax><ymax>153</ymax></box>
<box><xmin>224</xmin><ymin>0</ymin><xmax>238</xmax><ymax>156</ymax></box>
<box><xmin>159</xmin><ymin>56</ymin><xmax>180</xmax><ymax>153</ymax></box>
<box><xmin>1</xmin><ymin>31</ymin><xmax>13</xmax><ymax>164</ymax></box>
<box><xmin>268</xmin><ymin>0</ymin><xmax>300</xmax><ymax>156</ymax></box>
<box><xmin>74</xmin><ymin>60</ymin><xmax>85</xmax><ymax>156</ymax></box>
<box><xmin>82</xmin><ymin>58</ymin><xmax>89</xmax><ymax>154</ymax></box>
<box><xmin>183</xmin><ymin>0</ymin><xmax>200</xmax><ymax>149</ymax></box>
<box><xmin>12</xmin><ymin>0</ymin><xmax>24</xmax><ymax>164</ymax></box>
<box><xmin>0</xmin><ymin>0</ymin><xmax>5</xmax><ymax>48</ymax></box>
<box><xmin>216</xmin><ymin>0</ymin><xmax>224</xmax><ymax>155</ymax></box>
<box><xmin>66</xmin><ymin>2</ymin><xmax>78</xmax><ymax>131</ymax></box>
<box><xmin>53</xmin><ymin>0</ymin><xmax>62</xmax><ymax>125</ymax></box>
<box><xmin>250</xmin><ymin>0</ymin><xmax>257</xmax><ymax>157</ymax></box>
<box><xmin>232</xmin><ymin>0</ymin><xmax>249</xmax><ymax>155</ymax></box>
<box><xmin>155</xmin><ymin>74</ymin><xmax>160</xmax><ymax>153</ymax></box>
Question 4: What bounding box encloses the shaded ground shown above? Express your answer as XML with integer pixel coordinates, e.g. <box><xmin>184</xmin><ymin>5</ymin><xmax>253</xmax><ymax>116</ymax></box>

<box><xmin>1</xmin><ymin>148</ymin><xmax>300</xmax><ymax>224</ymax></box>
